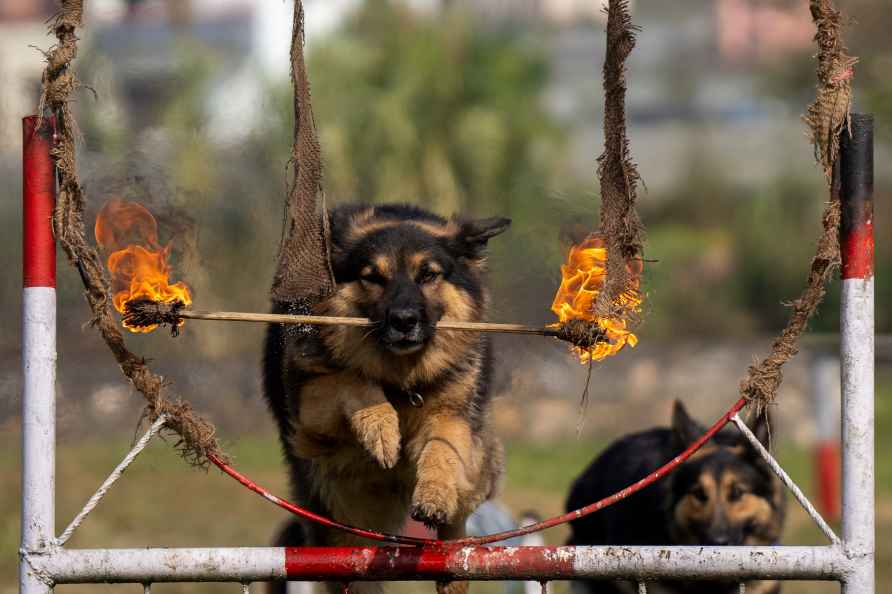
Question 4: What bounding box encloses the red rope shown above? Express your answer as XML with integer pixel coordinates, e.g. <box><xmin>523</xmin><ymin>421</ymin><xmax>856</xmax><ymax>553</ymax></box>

<box><xmin>207</xmin><ymin>452</ymin><xmax>434</xmax><ymax>545</ymax></box>
<box><xmin>210</xmin><ymin>397</ymin><xmax>748</xmax><ymax>546</ymax></box>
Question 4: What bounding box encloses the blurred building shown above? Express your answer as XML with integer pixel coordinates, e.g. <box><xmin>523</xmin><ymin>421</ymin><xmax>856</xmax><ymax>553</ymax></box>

<box><xmin>0</xmin><ymin>0</ymin><xmax>56</xmax><ymax>20</ymax></box>
<box><xmin>0</xmin><ymin>1</ymin><xmax>55</xmax><ymax>153</ymax></box>
<box><xmin>716</xmin><ymin>0</ymin><xmax>814</xmax><ymax>64</ymax></box>
<box><xmin>90</xmin><ymin>0</ymin><xmax>255</xmax><ymax>130</ymax></box>
<box><xmin>60</xmin><ymin>1</ymin><xmax>370</xmax><ymax>140</ymax></box>
<box><xmin>453</xmin><ymin>0</ymin><xmax>621</xmax><ymax>24</ymax></box>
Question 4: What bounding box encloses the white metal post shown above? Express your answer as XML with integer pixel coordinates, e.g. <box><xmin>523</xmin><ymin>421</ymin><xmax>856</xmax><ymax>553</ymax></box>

<box><xmin>20</xmin><ymin>115</ymin><xmax>57</xmax><ymax>594</ymax></box>
<box><xmin>839</xmin><ymin>113</ymin><xmax>875</xmax><ymax>594</ymax></box>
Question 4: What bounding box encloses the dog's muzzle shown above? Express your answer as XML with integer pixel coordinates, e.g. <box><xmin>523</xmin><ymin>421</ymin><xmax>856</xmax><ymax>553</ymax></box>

<box><xmin>380</xmin><ymin>307</ymin><xmax>431</xmax><ymax>355</ymax></box>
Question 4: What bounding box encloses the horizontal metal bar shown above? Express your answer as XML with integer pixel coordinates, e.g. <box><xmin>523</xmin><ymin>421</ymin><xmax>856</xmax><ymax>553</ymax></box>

<box><xmin>37</xmin><ymin>546</ymin><xmax>850</xmax><ymax>583</ymax></box>
<box><xmin>44</xmin><ymin>548</ymin><xmax>284</xmax><ymax>583</ymax></box>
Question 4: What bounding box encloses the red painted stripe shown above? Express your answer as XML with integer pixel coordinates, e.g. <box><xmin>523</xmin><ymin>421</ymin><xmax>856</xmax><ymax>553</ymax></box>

<box><xmin>285</xmin><ymin>546</ymin><xmax>445</xmax><ymax>580</ymax></box>
<box><xmin>814</xmin><ymin>441</ymin><xmax>840</xmax><ymax>521</ymax></box>
<box><xmin>284</xmin><ymin>546</ymin><xmax>575</xmax><ymax>580</ymax></box>
<box><xmin>22</xmin><ymin>116</ymin><xmax>56</xmax><ymax>288</ymax></box>
<box><xmin>841</xmin><ymin>219</ymin><xmax>874</xmax><ymax>280</ymax></box>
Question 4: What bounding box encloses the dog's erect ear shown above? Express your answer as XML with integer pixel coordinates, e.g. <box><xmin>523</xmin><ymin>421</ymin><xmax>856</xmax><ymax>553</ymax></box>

<box><xmin>452</xmin><ymin>217</ymin><xmax>511</xmax><ymax>259</ymax></box>
<box><xmin>671</xmin><ymin>400</ymin><xmax>704</xmax><ymax>450</ymax></box>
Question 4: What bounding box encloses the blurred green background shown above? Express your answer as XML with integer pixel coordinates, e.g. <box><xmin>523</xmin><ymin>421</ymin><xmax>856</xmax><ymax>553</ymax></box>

<box><xmin>1</xmin><ymin>0</ymin><xmax>890</xmax><ymax>593</ymax></box>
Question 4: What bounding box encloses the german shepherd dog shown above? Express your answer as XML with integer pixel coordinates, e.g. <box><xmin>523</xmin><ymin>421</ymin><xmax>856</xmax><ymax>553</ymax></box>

<box><xmin>565</xmin><ymin>401</ymin><xmax>786</xmax><ymax>594</ymax></box>
<box><xmin>263</xmin><ymin>204</ymin><xmax>510</xmax><ymax>594</ymax></box>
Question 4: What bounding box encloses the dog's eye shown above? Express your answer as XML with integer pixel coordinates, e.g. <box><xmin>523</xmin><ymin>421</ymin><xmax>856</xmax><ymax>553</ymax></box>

<box><xmin>690</xmin><ymin>487</ymin><xmax>708</xmax><ymax>503</ymax></box>
<box><xmin>728</xmin><ymin>484</ymin><xmax>747</xmax><ymax>502</ymax></box>
<box><xmin>418</xmin><ymin>268</ymin><xmax>441</xmax><ymax>284</ymax></box>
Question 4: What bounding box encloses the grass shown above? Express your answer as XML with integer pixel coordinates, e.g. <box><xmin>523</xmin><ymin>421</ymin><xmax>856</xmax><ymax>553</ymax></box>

<box><xmin>4</xmin><ymin>375</ymin><xmax>892</xmax><ymax>594</ymax></box>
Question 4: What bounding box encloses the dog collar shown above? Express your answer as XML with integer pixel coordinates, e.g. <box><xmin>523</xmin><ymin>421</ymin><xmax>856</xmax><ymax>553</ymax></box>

<box><xmin>383</xmin><ymin>384</ymin><xmax>425</xmax><ymax>408</ymax></box>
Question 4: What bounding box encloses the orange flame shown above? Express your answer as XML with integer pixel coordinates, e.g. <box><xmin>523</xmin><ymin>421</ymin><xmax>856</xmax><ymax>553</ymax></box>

<box><xmin>550</xmin><ymin>234</ymin><xmax>643</xmax><ymax>363</ymax></box>
<box><xmin>94</xmin><ymin>198</ymin><xmax>192</xmax><ymax>333</ymax></box>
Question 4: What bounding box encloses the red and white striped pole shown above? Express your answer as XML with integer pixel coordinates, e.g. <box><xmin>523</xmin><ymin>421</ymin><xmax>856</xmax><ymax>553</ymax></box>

<box><xmin>839</xmin><ymin>113</ymin><xmax>875</xmax><ymax>594</ymax></box>
<box><xmin>811</xmin><ymin>354</ymin><xmax>840</xmax><ymax>521</ymax></box>
<box><xmin>20</xmin><ymin>115</ymin><xmax>57</xmax><ymax>594</ymax></box>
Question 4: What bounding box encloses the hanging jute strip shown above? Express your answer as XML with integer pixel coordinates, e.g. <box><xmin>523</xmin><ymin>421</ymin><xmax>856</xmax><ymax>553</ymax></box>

<box><xmin>595</xmin><ymin>0</ymin><xmax>645</xmax><ymax>328</ymax></box>
<box><xmin>738</xmin><ymin>0</ymin><xmax>855</xmax><ymax>413</ymax></box>
<box><xmin>805</xmin><ymin>0</ymin><xmax>858</xmax><ymax>181</ymax></box>
<box><xmin>270</xmin><ymin>0</ymin><xmax>335</xmax><ymax>307</ymax></box>
<box><xmin>39</xmin><ymin>0</ymin><xmax>225</xmax><ymax>467</ymax></box>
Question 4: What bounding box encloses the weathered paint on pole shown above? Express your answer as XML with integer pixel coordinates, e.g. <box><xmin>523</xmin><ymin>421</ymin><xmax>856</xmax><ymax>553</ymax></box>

<box><xmin>37</xmin><ymin>546</ymin><xmax>848</xmax><ymax>584</ymax></box>
<box><xmin>839</xmin><ymin>113</ymin><xmax>875</xmax><ymax>594</ymax></box>
<box><xmin>20</xmin><ymin>115</ymin><xmax>57</xmax><ymax>594</ymax></box>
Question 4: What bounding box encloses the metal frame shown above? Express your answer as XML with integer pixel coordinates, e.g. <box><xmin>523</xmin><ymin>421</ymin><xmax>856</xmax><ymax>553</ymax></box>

<box><xmin>18</xmin><ymin>114</ymin><xmax>875</xmax><ymax>592</ymax></box>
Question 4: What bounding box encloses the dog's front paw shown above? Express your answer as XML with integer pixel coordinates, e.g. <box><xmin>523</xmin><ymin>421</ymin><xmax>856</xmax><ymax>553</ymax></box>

<box><xmin>349</xmin><ymin>402</ymin><xmax>401</xmax><ymax>469</ymax></box>
<box><xmin>410</xmin><ymin>480</ymin><xmax>458</xmax><ymax>528</ymax></box>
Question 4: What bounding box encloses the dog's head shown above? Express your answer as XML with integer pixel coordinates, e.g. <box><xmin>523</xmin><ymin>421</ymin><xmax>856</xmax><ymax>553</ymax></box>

<box><xmin>667</xmin><ymin>400</ymin><xmax>786</xmax><ymax>547</ymax></box>
<box><xmin>321</xmin><ymin>204</ymin><xmax>510</xmax><ymax>383</ymax></box>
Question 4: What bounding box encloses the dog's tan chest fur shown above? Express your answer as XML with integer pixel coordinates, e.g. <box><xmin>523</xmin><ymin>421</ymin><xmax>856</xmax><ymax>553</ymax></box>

<box><xmin>287</xmin><ymin>365</ymin><xmax>495</xmax><ymax>525</ymax></box>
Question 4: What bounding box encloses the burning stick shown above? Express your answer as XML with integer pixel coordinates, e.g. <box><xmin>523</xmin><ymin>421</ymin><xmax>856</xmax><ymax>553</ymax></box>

<box><xmin>549</xmin><ymin>234</ymin><xmax>643</xmax><ymax>362</ymax></box>
<box><xmin>122</xmin><ymin>298</ymin><xmax>607</xmax><ymax>347</ymax></box>
<box><xmin>95</xmin><ymin>198</ymin><xmax>192</xmax><ymax>333</ymax></box>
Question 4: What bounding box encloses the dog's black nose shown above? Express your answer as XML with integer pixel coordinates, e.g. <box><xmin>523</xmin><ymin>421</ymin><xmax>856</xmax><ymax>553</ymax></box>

<box><xmin>388</xmin><ymin>308</ymin><xmax>420</xmax><ymax>332</ymax></box>
<box><xmin>705</xmin><ymin>535</ymin><xmax>731</xmax><ymax>546</ymax></box>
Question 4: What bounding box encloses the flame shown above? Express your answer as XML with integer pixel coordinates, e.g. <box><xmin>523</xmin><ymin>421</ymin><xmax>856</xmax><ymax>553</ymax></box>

<box><xmin>94</xmin><ymin>198</ymin><xmax>192</xmax><ymax>333</ymax></box>
<box><xmin>550</xmin><ymin>234</ymin><xmax>643</xmax><ymax>363</ymax></box>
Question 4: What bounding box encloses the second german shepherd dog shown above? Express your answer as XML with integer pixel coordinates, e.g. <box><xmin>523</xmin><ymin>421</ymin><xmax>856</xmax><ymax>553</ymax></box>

<box><xmin>263</xmin><ymin>203</ymin><xmax>510</xmax><ymax>594</ymax></box>
<box><xmin>565</xmin><ymin>401</ymin><xmax>786</xmax><ymax>594</ymax></box>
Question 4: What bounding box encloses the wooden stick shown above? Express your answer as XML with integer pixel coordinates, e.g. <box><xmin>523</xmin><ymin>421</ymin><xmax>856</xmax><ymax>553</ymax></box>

<box><xmin>123</xmin><ymin>300</ymin><xmax>606</xmax><ymax>345</ymax></box>
<box><xmin>174</xmin><ymin>309</ymin><xmax>557</xmax><ymax>337</ymax></box>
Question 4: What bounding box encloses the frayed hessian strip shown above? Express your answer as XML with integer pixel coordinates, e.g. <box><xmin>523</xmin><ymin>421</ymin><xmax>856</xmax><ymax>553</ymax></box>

<box><xmin>39</xmin><ymin>0</ymin><xmax>226</xmax><ymax>467</ymax></box>
<box><xmin>739</xmin><ymin>0</ymin><xmax>855</xmax><ymax>414</ymax></box>
<box><xmin>805</xmin><ymin>0</ymin><xmax>857</xmax><ymax>181</ymax></box>
<box><xmin>270</xmin><ymin>0</ymin><xmax>336</xmax><ymax>304</ymax></box>
<box><xmin>596</xmin><ymin>0</ymin><xmax>644</xmax><ymax>328</ymax></box>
